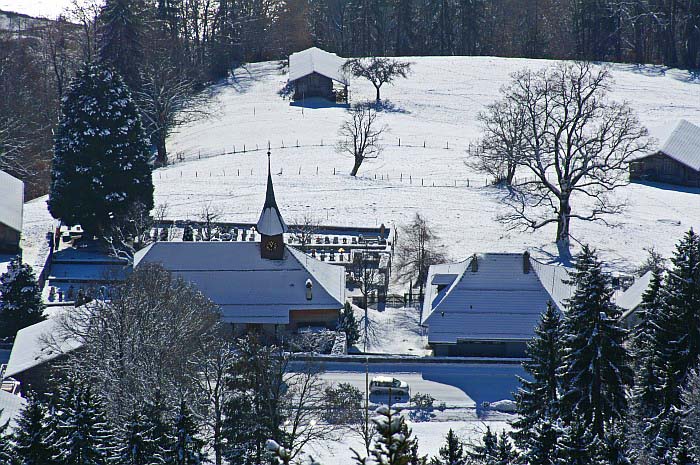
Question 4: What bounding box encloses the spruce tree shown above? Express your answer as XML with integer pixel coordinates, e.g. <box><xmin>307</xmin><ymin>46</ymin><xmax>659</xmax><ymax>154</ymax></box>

<box><xmin>172</xmin><ymin>400</ymin><xmax>206</xmax><ymax>465</ymax></box>
<box><xmin>48</xmin><ymin>62</ymin><xmax>153</xmax><ymax>237</ymax></box>
<box><xmin>98</xmin><ymin>0</ymin><xmax>144</xmax><ymax>91</ymax></box>
<box><xmin>370</xmin><ymin>406</ymin><xmax>416</xmax><ymax>465</ymax></box>
<box><xmin>0</xmin><ymin>414</ymin><xmax>12</xmax><ymax>465</ymax></box>
<box><xmin>0</xmin><ymin>256</ymin><xmax>45</xmax><ymax>339</ymax></box>
<box><xmin>12</xmin><ymin>394</ymin><xmax>56</xmax><ymax>465</ymax></box>
<box><xmin>511</xmin><ymin>301</ymin><xmax>563</xmax><ymax>448</ymax></box>
<box><xmin>598</xmin><ymin>424</ymin><xmax>633</xmax><ymax>465</ymax></box>
<box><xmin>555</xmin><ymin>422</ymin><xmax>597</xmax><ymax>465</ymax></box>
<box><xmin>521</xmin><ymin>420</ymin><xmax>559</xmax><ymax>465</ymax></box>
<box><xmin>468</xmin><ymin>427</ymin><xmax>497</xmax><ymax>464</ymax></box>
<box><xmin>54</xmin><ymin>382</ymin><xmax>114</xmax><ymax>465</ymax></box>
<box><xmin>142</xmin><ymin>394</ymin><xmax>174</xmax><ymax>465</ymax></box>
<box><xmin>494</xmin><ymin>431</ymin><xmax>516</xmax><ymax>465</ymax></box>
<box><xmin>337</xmin><ymin>302</ymin><xmax>360</xmax><ymax>347</ymax></box>
<box><xmin>559</xmin><ymin>245</ymin><xmax>633</xmax><ymax>438</ymax></box>
<box><xmin>430</xmin><ymin>429</ymin><xmax>466</xmax><ymax>465</ymax></box>
<box><xmin>117</xmin><ymin>410</ymin><xmax>152</xmax><ymax>465</ymax></box>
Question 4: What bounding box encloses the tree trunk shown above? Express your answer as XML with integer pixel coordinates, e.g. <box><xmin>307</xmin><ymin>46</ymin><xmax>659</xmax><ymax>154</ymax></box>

<box><xmin>351</xmin><ymin>157</ymin><xmax>362</xmax><ymax>176</ymax></box>
<box><xmin>556</xmin><ymin>196</ymin><xmax>571</xmax><ymax>256</ymax></box>
<box><xmin>375</xmin><ymin>85</ymin><xmax>381</xmax><ymax>102</ymax></box>
<box><xmin>156</xmin><ymin>130</ymin><xmax>168</xmax><ymax>166</ymax></box>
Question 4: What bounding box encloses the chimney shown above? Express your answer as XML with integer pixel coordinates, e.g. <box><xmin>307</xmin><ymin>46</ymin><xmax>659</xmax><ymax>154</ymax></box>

<box><xmin>523</xmin><ymin>251</ymin><xmax>531</xmax><ymax>274</ymax></box>
<box><xmin>470</xmin><ymin>254</ymin><xmax>478</xmax><ymax>272</ymax></box>
<box><xmin>305</xmin><ymin>279</ymin><xmax>313</xmax><ymax>300</ymax></box>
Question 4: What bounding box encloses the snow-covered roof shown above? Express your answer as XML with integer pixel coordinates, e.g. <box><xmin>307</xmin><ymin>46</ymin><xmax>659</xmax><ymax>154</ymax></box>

<box><xmin>651</xmin><ymin>119</ymin><xmax>700</xmax><ymax>171</ymax></box>
<box><xmin>617</xmin><ymin>271</ymin><xmax>653</xmax><ymax>322</ymax></box>
<box><xmin>257</xmin><ymin>157</ymin><xmax>288</xmax><ymax>236</ymax></box>
<box><xmin>0</xmin><ymin>390</ymin><xmax>25</xmax><ymax>427</ymax></box>
<box><xmin>3</xmin><ymin>306</ymin><xmax>81</xmax><ymax>379</ymax></box>
<box><xmin>288</xmin><ymin>47</ymin><xmax>348</xmax><ymax>85</ymax></box>
<box><xmin>0</xmin><ymin>170</ymin><xmax>23</xmax><ymax>232</ymax></box>
<box><xmin>422</xmin><ymin>253</ymin><xmax>572</xmax><ymax>344</ymax></box>
<box><xmin>134</xmin><ymin>242</ymin><xmax>345</xmax><ymax>324</ymax></box>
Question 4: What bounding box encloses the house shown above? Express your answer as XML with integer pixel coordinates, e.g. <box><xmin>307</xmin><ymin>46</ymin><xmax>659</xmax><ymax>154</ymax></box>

<box><xmin>421</xmin><ymin>252</ymin><xmax>572</xmax><ymax>358</ymax></box>
<box><xmin>630</xmin><ymin>119</ymin><xmax>700</xmax><ymax>186</ymax></box>
<box><xmin>288</xmin><ymin>47</ymin><xmax>348</xmax><ymax>102</ymax></box>
<box><xmin>616</xmin><ymin>270</ymin><xmax>653</xmax><ymax>329</ymax></box>
<box><xmin>134</xmin><ymin>153</ymin><xmax>346</xmax><ymax>335</ymax></box>
<box><xmin>0</xmin><ymin>170</ymin><xmax>24</xmax><ymax>253</ymax></box>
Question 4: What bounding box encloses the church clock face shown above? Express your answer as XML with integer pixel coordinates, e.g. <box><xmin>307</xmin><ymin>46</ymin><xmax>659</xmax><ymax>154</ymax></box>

<box><xmin>265</xmin><ymin>239</ymin><xmax>278</xmax><ymax>252</ymax></box>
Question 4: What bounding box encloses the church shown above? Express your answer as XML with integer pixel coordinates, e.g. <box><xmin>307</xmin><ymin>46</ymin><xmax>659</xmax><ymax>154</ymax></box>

<box><xmin>134</xmin><ymin>153</ymin><xmax>346</xmax><ymax>334</ymax></box>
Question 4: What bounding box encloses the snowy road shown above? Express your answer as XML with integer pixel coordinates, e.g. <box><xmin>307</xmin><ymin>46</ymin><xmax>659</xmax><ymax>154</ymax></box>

<box><xmin>292</xmin><ymin>361</ymin><xmax>526</xmax><ymax>410</ymax></box>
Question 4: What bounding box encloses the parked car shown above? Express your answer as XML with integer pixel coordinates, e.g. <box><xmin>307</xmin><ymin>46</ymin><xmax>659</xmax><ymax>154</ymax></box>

<box><xmin>369</xmin><ymin>376</ymin><xmax>409</xmax><ymax>396</ymax></box>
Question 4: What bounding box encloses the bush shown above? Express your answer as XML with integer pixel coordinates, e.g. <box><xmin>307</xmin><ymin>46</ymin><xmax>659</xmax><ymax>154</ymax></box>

<box><xmin>411</xmin><ymin>392</ymin><xmax>435</xmax><ymax>410</ymax></box>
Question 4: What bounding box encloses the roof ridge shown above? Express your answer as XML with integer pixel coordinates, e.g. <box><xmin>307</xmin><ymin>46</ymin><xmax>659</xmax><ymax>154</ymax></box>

<box><xmin>286</xmin><ymin>246</ymin><xmax>344</xmax><ymax>306</ymax></box>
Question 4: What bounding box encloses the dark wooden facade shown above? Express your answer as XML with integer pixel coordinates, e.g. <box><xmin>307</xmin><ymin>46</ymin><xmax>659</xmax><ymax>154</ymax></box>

<box><xmin>630</xmin><ymin>152</ymin><xmax>700</xmax><ymax>186</ymax></box>
<box><xmin>0</xmin><ymin>223</ymin><xmax>20</xmax><ymax>253</ymax></box>
<box><xmin>292</xmin><ymin>72</ymin><xmax>334</xmax><ymax>100</ymax></box>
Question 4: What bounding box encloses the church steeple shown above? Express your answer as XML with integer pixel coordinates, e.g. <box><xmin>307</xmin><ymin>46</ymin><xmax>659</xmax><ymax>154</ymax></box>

<box><xmin>257</xmin><ymin>151</ymin><xmax>287</xmax><ymax>259</ymax></box>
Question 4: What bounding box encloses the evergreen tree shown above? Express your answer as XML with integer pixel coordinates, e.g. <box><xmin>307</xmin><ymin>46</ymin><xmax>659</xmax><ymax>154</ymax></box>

<box><xmin>98</xmin><ymin>0</ymin><xmax>144</xmax><ymax>91</ymax></box>
<box><xmin>521</xmin><ymin>419</ymin><xmax>559</xmax><ymax>465</ymax></box>
<box><xmin>494</xmin><ymin>431</ymin><xmax>516</xmax><ymax>465</ymax></box>
<box><xmin>555</xmin><ymin>421</ymin><xmax>597</xmax><ymax>465</ymax></box>
<box><xmin>468</xmin><ymin>427</ymin><xmax>497</xmax><ymax>464</ymax></box>
<box><xmin>511</xmin><ymin>301</ymin><xmax>563</xmax><ymax>448</ymax></box>
<box><xmin>0</xmin><ymin>256</ymin><xmax>45</xmax><ymax>339</ymax></box>
<box><xmin>0</xmin><ymin>413</ymin><xmax>12</xmax><ymax>465</ymax></box>
<box><xmin>12</xmin><ymin>394</ymin><xmax>56</xmax><ymax>465</ymax></box>
<box><xmin>54</xmin><ymin>382</ymin><xmax>114</xmax><ymax>465</ymax></box>
<box><xmin>337</xmin><ymin>302</ymin><xmax>360</xmax><ymax>347</ymax></box>
<box><xmin>141</xmin><ymin>394</ymin><xmax>174</xmax><ymax>464</ymax></box>
<box><xmin>430</xmin><ymin>429</ymin><xmax>467</xmax><ymax>465</ymax></box>
<box><xmin>48</xmin><ymin>62</ymin><xmax>154</xmax><ymax>237</ymax></box>
<box><xmin>172</xmin><ymin>400</ymin><xmax>205</xmax><ymax>465</ymax></box>
<box><xmin>559</xmin><ymin>245</ymin><xmax>633</xmax><ymax>438</ymax></box>
<box><xmin>117</xmin><ymin>410</ymin><xmax>153</xmax><ymax>465</ymax></box>
<box><xmin>598</xmin><ymin>424</ymin><xmax>633</xmax><ymax>465</ymax></box>
<box><xmin>370</xmin><ymin>406</ymin><xmax>416</xmax><ymax>465</ymax></box>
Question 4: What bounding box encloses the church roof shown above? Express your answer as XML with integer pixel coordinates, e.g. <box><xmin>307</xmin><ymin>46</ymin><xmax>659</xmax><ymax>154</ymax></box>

<box><xmin>133</xmin><ymin>242</ymin><xmax>345</xmax><ymax>324</ymax></box>
<box><xmin>256</xmin><ymin>154</ymin><xmax>288</xmax><ymax>236</ymax></box>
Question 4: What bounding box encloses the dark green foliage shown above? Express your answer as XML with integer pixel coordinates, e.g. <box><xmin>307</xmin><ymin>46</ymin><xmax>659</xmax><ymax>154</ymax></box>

<box><xmin>172</xmin><ymin>400</ymin><xmax>205</xmax><ymax>465</ymax></box>
<box><xmin>118</xmin><ymin>410</ymin><xmax>154</xmax><ymax>465</ymax></box>
<box><xmin>521</xmin><ymin>420</ymin><xmax>559</xmax><ymax>465</ymax></box>
<box><xmin>141</xmin><ymin>394</ymin><xmax>174</xmax><ymax>464</ymax></box>
<box><xmin>468</xmin><ymin>427</ymin><xmax>497</xmax><ymax>463</ymax></box>
<box><xmin>12</xmin><ymin>394</ymin><xmax>56</xmax><ymax>465</ymax></box>
<box><xmin>494</xmin><ymin>431</ymin><xmax>516</xmax><ymax>465</ymax></box>
<box><xmin>98</xmin><ymin>0</ymin><xmax>144</xmax><ymax>90</ymax></box>
<box><xmin>511</xmin><ymin>301</ymin><xmax>563</xmax><ymax>448</ymax></box>
<box><xmin>48</xmin><ymin>62</ymin><xmax>153</xmax><ymax>236</ymax></box>
<box><xmin>369</xmin><ymin>406</ymin><xmax>417</xmax><ymax>465</ymax></box>
<box><xmin>338</xmin><ymin>302</ymin><xmax>361</xmax><ymax>347</ymax></box>
<box><xmin>555</xmin><ymin>421</ymin><xmax>597</xmax><ymax>465</ymax></box>
<box><xmin>430</xmin><ymin>429</ymin><xmax>466</xmax><ymax>465</ymax></box>
<box><xmin>559</xmin><ymin>245</ymin><xmax>633</xmax><ymax>438</ymax></box>
<box><xmin>324</xmin><ymin>383</ymin><xmax>363</xmax><ymax>425</ymax></box>
<box><xmin>0</xmin><ymin>413</ymin><xmax>12</xmax><ymax>465</ymax></box>
<box><xmin>0</xmin><ymin>256</ymin><xmax>45</xmax><ymax>339</ymax></box>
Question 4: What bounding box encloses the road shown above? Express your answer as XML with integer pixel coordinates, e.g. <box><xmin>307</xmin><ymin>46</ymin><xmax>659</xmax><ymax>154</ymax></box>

<box><xmin>291</xmin><ymin>360</ymin><xmax>526</xmax><ymax>410</ymax></box>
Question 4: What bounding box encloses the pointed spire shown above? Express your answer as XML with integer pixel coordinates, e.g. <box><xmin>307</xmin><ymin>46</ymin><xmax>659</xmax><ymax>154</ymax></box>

<box><xmin>256</xmin><ymin>150</ymin><xmax>288</xmax><ymax>236</ymax></box>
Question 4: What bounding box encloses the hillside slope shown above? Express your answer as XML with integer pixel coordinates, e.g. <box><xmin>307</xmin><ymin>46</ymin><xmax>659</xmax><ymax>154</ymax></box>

<box><xmin>158</xmin><ymin>56</ymin><xmax>700</xmax><ymax>271</ymax></box>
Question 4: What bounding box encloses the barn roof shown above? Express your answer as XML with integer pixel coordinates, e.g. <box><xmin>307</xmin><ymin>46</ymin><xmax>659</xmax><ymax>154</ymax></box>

<box><xmin>289</xmin><ymin>47</ymin><xmax>348</xmax><ymax>85</ymax></box>
<box><xmin>133</xmin><ymin>242</ymin><xmax>346</xmax><ymax>324</ymax></box>
<box><xmin>617</xmin><ymin>270</ymin><xmax>653</xmax><ymax>322</ymax></box>
<box><xmin>652</xmin><ymin>119</ymin><xmax>700</xmax><ymax>171</ymax></box>
<box><xmin>0</xmin><ymin>170</ymin><xmax>24</xmax><ymax>233</ymax></box>
<box><xmin>422</xmin><ymin>253</ymin><xmax>572</xmax><ymax>344</ymax></box>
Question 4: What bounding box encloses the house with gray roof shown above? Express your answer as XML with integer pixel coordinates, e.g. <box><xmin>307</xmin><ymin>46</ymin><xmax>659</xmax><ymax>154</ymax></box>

<box><xmin>288</xmin><ymin>47</ymin><xmax>348</xmax><ymax>102</ymax></box>
<box><xmin>0</xmin><ymin>169</ymin><xmax>24</xmax><ymax>253</ymax></box>
<box><xmin>134</xmin><ymin>153</ymin><xmax>346</xmax><ymax>334</ymax></box>
<box><xmin>421</xmin><ymin>252</ymin><xmax>572</xmax><ymax>357</ymax></box>
<box><xmin>616</xmin><ymin>270</ymin><xmax>653</xmax><ymax>329</ymax></box>
<box><xmin>630</xmin><ymin>119</ymin><xmax>700</xmax><ymax>186</ymax></box>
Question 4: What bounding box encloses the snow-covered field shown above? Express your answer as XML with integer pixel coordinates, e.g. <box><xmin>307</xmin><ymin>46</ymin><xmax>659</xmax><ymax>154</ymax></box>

<box><xmin>157</xmin><ymin>57</ymin><xmax>700</xmax><ymax>271</ymax></box>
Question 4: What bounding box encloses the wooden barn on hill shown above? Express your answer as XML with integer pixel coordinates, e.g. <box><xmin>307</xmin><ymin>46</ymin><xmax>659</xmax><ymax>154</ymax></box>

<box><xmin>630</xmin><ymin>119</ymin><xmax>700</xmax><ymax>187</ymax></box>
<box><xmin>288</xmin><ymin>47</ymin><xmax>348</xmax><ymax>102</ymax></box>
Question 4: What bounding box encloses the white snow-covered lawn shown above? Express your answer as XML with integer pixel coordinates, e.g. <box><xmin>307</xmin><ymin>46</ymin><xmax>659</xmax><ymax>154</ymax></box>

<box><xmin>354</xmin><ymin>304</ymin><xmax>430</xmax><ymax>356</ymax></box>
<box><xmin>155</xmin><ymin>57</ymin><xmax>700</xmax><ymax>272</ymax></box>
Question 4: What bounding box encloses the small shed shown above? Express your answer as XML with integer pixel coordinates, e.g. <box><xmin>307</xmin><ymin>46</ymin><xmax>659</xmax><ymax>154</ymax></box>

<box><xmin>630</xmin><ymin>119</ymin><xmax>700</xmax><ymax>186</ymax></box>
<box><xmin>288</xmin><ymin>47</ymin><xmax>348</xmax><ymax>102</ymax></box>
<box><xmin>0</xmin><ymin>170</ymin><xmax>24</xmax><ymax>253</ymax></box>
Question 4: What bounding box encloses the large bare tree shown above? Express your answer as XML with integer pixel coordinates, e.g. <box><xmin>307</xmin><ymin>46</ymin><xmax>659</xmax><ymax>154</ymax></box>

<box><xmin>394</xmin><ymin>213</ymin><xmax>447</xmax><ymax>298</ymax></box>
<box><xmin>336</xmin><ymin>105</ymin><xmax>386</xmax><ymax>176</ymax></box>
<box><xmin>494</xmin><ymin>62</ymin><xmax>650</xmax><ymax>254</ymax></box>
<box><xmin>467</xmin><ymin>96</ymin><xmax>528</xmax><ymax>185</ymax></box>
<box><xmin>342</xmin><ymin>57</ymin><xmax>412</xmax><ymax>102</ymax></box>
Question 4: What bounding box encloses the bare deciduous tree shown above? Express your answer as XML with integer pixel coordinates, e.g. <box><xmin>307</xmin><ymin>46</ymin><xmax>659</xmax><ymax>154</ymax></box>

<box><xmin>54</xmin><ymin>263</ymin><xmax>221</xmax><ymax>423</ymax></box>
<box><xmin>103</xmin><ymin>201</ymin><xmax>154</xmax><ymax>263</ymax></box>
<box><xmin>337</xmin><ymin>105</ymin><xmax>386</xmax><ymax>176</ymax></box>
<box><xmin>394</xmin><ymin>213</ymin><xmax>447</xmax><ymax>298</ymax></box>
<box><xmin>495</xmin><ymin>62</ymin><xmax>650</xmax><ymax>254</ymax></box>
<box><xmin>467</xmin><ymin>97</ymin><xmax>528</xmax><ymax>185</ymax></box>
<box><xmin>342</xmin><ymin>57</ymin><xmax>412</xmax><ymax>101</ymax></box>
<box><xmin>198</xmin><ymin>202</ymin><xmax>222</xmax><ymax>241</ymax></box>
<box><xmin>290</xmin><ymin>213</ymin><xmax>321</xmax><ymax>252</ymax></box>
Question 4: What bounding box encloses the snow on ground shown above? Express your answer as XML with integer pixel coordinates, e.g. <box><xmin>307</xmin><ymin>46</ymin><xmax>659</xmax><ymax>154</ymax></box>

<box><xmin>157</xmin><ymin>57</ymin><xmax>700</xmax><ymax>272</ymax></box>
<box><xmin>0</xmin><ymin>0</ymin><xmax>96</xmax><ymax>19</ymax></box>
<box><xmin>356</xmin><ymin>305</ymin><xmax>430</xmax><ymax>356</ymax></box>
<box><xmin>20</xmin><ymin>195</ymin><xmax>55</xmax><ymax>274</ymax></box>
<box><xmin>306</xmin><ymin>418</ymin><xmax>512</xmax><ymax>464</ymax></box>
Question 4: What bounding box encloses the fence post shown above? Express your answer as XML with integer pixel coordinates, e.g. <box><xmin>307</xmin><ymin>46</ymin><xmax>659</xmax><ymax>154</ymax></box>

<box><xmin>421</xmin><ymin>178</ymin><xmax>423</xmax><ymax>186</ymax></box>
<box><xmin>423</xmin><ymin>141</ymin><xmax>426</xmax><ymax>148</ymax></box>
<box><xmin>196</xmin><ymin>171</ymin><xmax>198</xmax><ymax>177</ymax></box>
<box><xmin>401</xmin><ymin>173</ymin><xmax>403</xmax><ymax>181</ymax></box>
<box><xmin>398</xmin><ymin>137</ymin><xmax>401</xmax><ymax>146</ymax></box>
<box><xmin>333</xmin><ymin>167</ymin><xmax>336</xmax><ymax>175</ymax></box>
<box><xmin>198</xmin><ymin>151</ymin><xmax>201</xmax><ymax>159</ymax></box>
<box><xmin>296</xmin><ymin>139</ymin><xmax>299</xmax><ymax>147</ymax></box>
<box><xmin>321</xmin><ymin>139</ymin><xmax>324</xmax><ymax>146</ymax></box>
<box><xmin>446</xmin><ymin>141</ymin><xmax>449</xmax><ymax>150</ymax></box>
<box><xmin>410</xmin><ymin>175</ymin><xmax>412</xmax><ymax>184</ymax></box>
<box><xmin>316</xmin><ymin>166</ymin><xmax>319</xmax><ymax>175</ymax></box>
<box><xmin>299</xmin><ymin>167</ymin><xmax>301</xmax><ymax>175</ymax></box>
<box><xmin>243</xmin><ymin>144</ymin><xmax>246</xmax><ymax>152</ymax></box>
